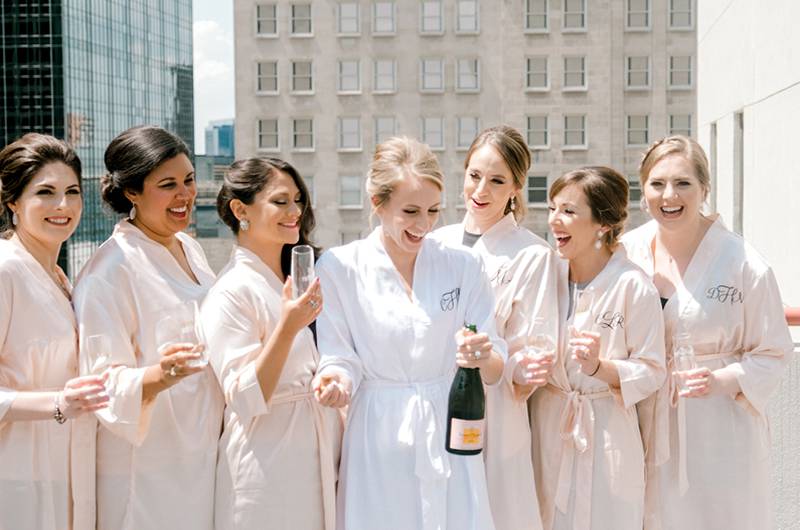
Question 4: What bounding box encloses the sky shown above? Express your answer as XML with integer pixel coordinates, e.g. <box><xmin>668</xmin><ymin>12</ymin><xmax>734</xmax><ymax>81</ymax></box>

<box><xmin>193</xmin><ymin>0</ymin><xmax>235</xmax><ymax>154</ymax></box>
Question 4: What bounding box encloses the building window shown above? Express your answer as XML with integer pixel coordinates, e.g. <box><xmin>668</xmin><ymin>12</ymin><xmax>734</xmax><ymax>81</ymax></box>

<box><xmin>338</xmin><ymin>60</ymin><xmax>360</xmax><ymax>93</ymax></box>
<box><xmin>526</xmin><ymin>57</ymin><xmax>549</xmax><ymax>90</ymax></box>
<box><xmin>293</xmin><ymin>118</ymin><xmax>314</xmax><ymax>150</ymax></box>
<box><xmin>527</xmin><ymin>175</ymin><xmax>548</xmax><ymax>204</ymax></box>
<box><xmin>670</xmin><ymin>0</ymin><xmax>692</xmax><ymax>29</ymax></box>
<box><xmin>421</xmin><ymin>117</ymin><xmax>445</xmax><ymax>150</ymax></box>
<box><xmin>669</xmin><ymin>114</ymin><xmax>692</xmax><ymax>136</ymax></box>
<box><xmin>626</xmin><ymin>56</ymin><xmax>650</xmax><ymax>89</ymax></box>
<box><xmin>628</xmin><ymin>175</ymin><xmax>642</xmax><ymax>203</ymax></box>
<box><xmin>338</xmin><ymin>2</ymin><xmax>360</xmax><ymax>34</ymax></box>
<box><xmin>563</xmin><ymin>115</ymin><xmax>586</xmax><ymax>148</ymax></box>
<box><xmin>457</xmin><ymin>117</ymin><xmax>479</xmax><ymax>149</ymax></box>
<box><xmin>373</xmin><ymin>59</ymin><xmax>397</xmax><ymax>93</ymax></box>
<box><xmin>626</xmin><ymin>115</ymin><xmax>649</xmax><ymax>146</ymax></box>
<box><xmin>563</xmin><ymin>56</ymin><xmax>586</xmax><ymax>90</ymax></box>
<box><xmin>420</xmin><ymin>59</ymin><xmax>444</xmax><ymax>92</ymax></box>
<box><xmin>420</xmin><ymin>1</ymin><xmax>443</xmax><ymax>34</ymax></box>
<box><xmin>291</xmin><ymin>4</ymin><xmax>312</xmax><ymax>35</ymax></box>
<box><xmin>291</xmin><ymin>61</ymin><xmax>313</xmax><ymax>93</ymax></box>
<box><xmin>374</xmin><ymin>116</ymin><xmax>397</xmax><ymax>145</ymax></box>
<box><xmin>526</xmin><ymin>115</ymin><xmax>548</xmax><ymax>148</ymax></box>
<box><xmin>456</xmin><ymin>59</ymin><xmax>480</xmax><ymax>92</ymax></box>
<box><xmin>257</xmin><ymin>119</ymin><xmax>279</xmax><ymax>150</ymax></box>
<box><xmin>340</xmin><ymin>176</ymin><xmax>362</xmax><ymax>208</ymax></box>
<box><xmin>563</xmin><ymin>0</ymin><xmax>586</xmax><ymax>30</ymax></box>
<box><xmin>525</xmin><ymin>0</ymin><xmax>548</xmax><ymax>32</ymax></box>
<box><xmin>256</xmin><ymin>61</ymin><xmax>278</xmax><ymax>93</ymax></box>
<box><xmin>669</xmin><ymin>56</ymin><xmax>692</xmax><ymax>88</ymax></box>
<box><xmin>626</xmin><ymin>0</ymin><xmax>649</xmax><ymax>29</ymax></box>
<box><xmin>373</xmin><ymin>2</ymin><xmax>396</xmax><ymax>34</ymax></box>
<box><xmin>338</xmin><ymin>117</ymin><xmax>362</xmax><ymax>151</ymax></box>
<box><xmin>256</xmin><ymin>4</ymin><xmax>277</xmax><ymax>36</ymax></box>
<box><xmin>456</xmin><ymin>0</ymin><xmax>479</xmax><ymax>33</ymax></box>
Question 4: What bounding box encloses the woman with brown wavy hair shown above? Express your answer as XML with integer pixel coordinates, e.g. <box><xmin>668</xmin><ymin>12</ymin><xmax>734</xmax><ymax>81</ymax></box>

<box><xmin>201</xmin><ymin>157</ymin><xmax>342</xmax><ymax>530</ymax></box>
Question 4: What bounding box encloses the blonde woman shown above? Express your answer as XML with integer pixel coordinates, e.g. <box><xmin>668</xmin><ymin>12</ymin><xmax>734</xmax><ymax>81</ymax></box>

<box><xmin>433</xmin><ymin>126</ymin><xmax>557</xmax><ymax>530</ymax></box>
<box><xmin>622</xmin><ymin>136</ymin><xmax>793</xmax><ymax>530</ymax></box>
<box><xmin>314</xmin><ymin>137</ymin><xmax>506</xmax><ymax>530</ymax></box>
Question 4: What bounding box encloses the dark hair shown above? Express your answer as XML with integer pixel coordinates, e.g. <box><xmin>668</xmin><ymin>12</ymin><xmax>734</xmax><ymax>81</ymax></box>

<box><xmin>463</xmin><ymin>125</ymin><xmax>531</xmax><ymax>221</ymax></box>
<box><xmin>101</xmin><ymin>126</ymin><xmax>190</xmax><ymax>214</ymax></box>
<box><xmin>549</xmin><ymin>166</ymin><xmax>629</xmax><ymax>249</ymax></box>
<box><xmin>217</xmin><ymin>157</ymin><xmax>319</xmax><ymax>275</ymax></box>
<box><xmin>0</xmin><ymin>133</ymin><xmax>82</xmax><ymax>234</ymax></box>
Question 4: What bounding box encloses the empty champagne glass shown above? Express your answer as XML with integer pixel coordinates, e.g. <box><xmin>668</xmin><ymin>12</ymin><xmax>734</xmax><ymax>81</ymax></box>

<box><xmin>155</xmin><ymin>300</ymin><xmax>207</xmax><ymax>368</ymax></box>
<box><xmin>673</xmin><ymin>332</ymin><xmax>696</xmax><ymax>394</ymax></box>
<box><xmin>85</xmin><ymin>334</ymin><xmax>111</xmax><ymax>375</ymax></box>
<box><xmin>521</xmin><ymin>316</ymin><xmax>556</xmax><ymax>381</ymax></box>
<box><xmin>291</xmin><ymin>244</ymin><xmax>315</xmax><ymax>299</ymax></box>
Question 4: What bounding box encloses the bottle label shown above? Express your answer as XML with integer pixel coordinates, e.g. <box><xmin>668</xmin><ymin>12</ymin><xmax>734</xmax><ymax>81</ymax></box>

<box><xmin>448</xmin><ymin>418</ymin><xmax>485</xmax><ymax>450</ymax></box>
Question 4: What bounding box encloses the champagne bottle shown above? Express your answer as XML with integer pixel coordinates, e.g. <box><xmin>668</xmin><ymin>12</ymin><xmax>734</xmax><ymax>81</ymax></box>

<box><xmin>446</xmin><ymin>323</ymin><xmax>485</xmax><ymax>455</ymax></box>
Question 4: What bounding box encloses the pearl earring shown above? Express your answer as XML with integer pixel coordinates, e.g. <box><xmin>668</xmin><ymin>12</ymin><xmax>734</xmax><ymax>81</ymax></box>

<box><xmin>129</xmin><ymin>205</ymin><xmax>137</xmax><ymax>220</ymax></box>
<box><xmin>11</xmin><ymin>212</ymin><xmax>19</xmax><ymax>226</ymax></box>
<box><xmin>509</xmin><ymin>196</ymin><xmax>516</xmax><ymax>210</ymax></box>
<box><xmin>240</xmin><ymin>219</ymin><xmax>250</xmax><ymax>231</ymax></box>
<box><xmin>594</xmin><ymin>230</ymin><xmax>603</xmax><ymax>250</ymax></box>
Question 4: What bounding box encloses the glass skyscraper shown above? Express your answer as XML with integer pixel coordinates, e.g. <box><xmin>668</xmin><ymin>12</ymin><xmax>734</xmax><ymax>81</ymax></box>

<box><xmin>1</xmin><ymin>0</ymin><xmax>193</xmax><ymax>276</ymax></box>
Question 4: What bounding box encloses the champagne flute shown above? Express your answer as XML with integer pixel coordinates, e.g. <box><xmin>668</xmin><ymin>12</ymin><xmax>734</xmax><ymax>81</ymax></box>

<box><xmin>154</xmin><ymin>300</ymin><xmax>207</xmax><ymax>369</ymax></box>
<box><xmin>85</xmin><ymin>334</ymin><xmax>111</xmax><ymax>375</ymax></box>
<box><xmin>523</xmin><ymin>317</ymin><xmax>556</xmax><ymax>380</ymax></box>
<box><xmin>291</xmin><ymin>244</ymin><xmax>315</xmax><ymax>299</ymax></box>
<box><xmin>672</xmin><ymin>332</ymin><xmax>696</xmax><ymax>394</ymax></box>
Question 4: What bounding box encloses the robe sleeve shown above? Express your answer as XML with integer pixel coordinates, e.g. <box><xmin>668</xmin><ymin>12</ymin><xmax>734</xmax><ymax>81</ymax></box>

<box><xmin>0</xmin><ymin>267</ymin><xmax>16</xmax><ymax>421</ymax></box>
<box><xmin>462</xmin><ymin>254</ymin><xmax>507</xmax><ymax>383</ymax></box>
<box><xmin>611</xmin><ymin>276</ymin><xmax>667</xmax><ymax>409</ymax></box>
<box><xmin>73</xmin><ymin>273</ymin><xmax>154</xmax><ymax>446</ymax></box>
<box><xmin>499</xmin><ymin>248</ymin><xmax>560</xmax><ymax>401</ymax></box>
<box><xmin>316</xmin><ymin>253</ymin><xmax>365</xmax><ymax>394</ymax></box>
<box><xmin>201</xmin><ymin>287</ymin><xmax>269</xmax><ymax>423</ymax></box>
<box><xmin>721</xmin><ymin>265</ymin><xmax>793</xmax><ymax>416</ymax></box>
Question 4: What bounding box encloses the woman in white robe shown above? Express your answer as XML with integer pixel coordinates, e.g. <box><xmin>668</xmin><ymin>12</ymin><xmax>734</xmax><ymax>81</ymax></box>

<box><xmin>0</xmin><ymin>134</ymin><xmax>108</xmax><ymax>530</ymax></box>
<box><xmin>432</xmin><ymin>126</ymin><xmax>557</xmax><ymax>530</ymax></box>
<box><xmin>621</xmin><ymin>135</ymin><xmax>793</xmax><ymax>530</ymax></box>
<box><xmin>201</xmin><ymin>157</ymin><xmax>342</xmax><ymax>530</ymax></box>
<box><xmin>530</xmin><ymin>166</ymin><xmax>666</xmax><ymax>530</ymax></box>
<box><xmin>72</xmin><ymin>126</ymin><xmax>224</xmax><ymax>530</ymax></box>
<box><xmin>314</xmin><ymin>137</ymin><xmax>507</xmax><ymax>530</ymax></box>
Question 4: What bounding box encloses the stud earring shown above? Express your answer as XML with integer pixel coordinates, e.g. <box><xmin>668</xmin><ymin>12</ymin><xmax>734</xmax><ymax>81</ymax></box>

<box><xmin>129</xmin><ymin>205</ymin><xmax>137</xmax><ymax>220</ymax></box>
<box><xmin>11</xmin><ymin>211</ymin><xmax>19</xmax><ymax>226</ymax></box>
<box><xmin>594</xmin><ymin>230</ymin><xmax>603</xmax><ymax>250</ymax></box>
<box><xmin>240</xmin><ymin>219</ymin><xmax>250</xmax><ymax>231</ymax></box>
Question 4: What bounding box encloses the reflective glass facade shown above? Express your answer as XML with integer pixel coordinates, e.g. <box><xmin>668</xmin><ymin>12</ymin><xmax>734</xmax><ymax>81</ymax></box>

<box><xmin>1</xmin><ymin>0</ymin><xmax>193</xmax><ymax>276</ymax></box>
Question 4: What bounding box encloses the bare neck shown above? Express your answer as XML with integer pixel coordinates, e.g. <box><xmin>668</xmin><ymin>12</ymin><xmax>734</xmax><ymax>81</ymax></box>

<box><xmin>11</xmin><ymin>230</ymin><xmax>61</xmax><ymax>276</ymax></box>
<box><xmin>569</xmin><ymin>247</ymin><xmax>613</xmax><ymax>284</ymax></box>
<box><xmin>238</xmin><ymin>236</ymin><xmax>285</xmax><ymax>281</ymax></box>
<box><xmin>653</xmin><ymin>216</ymin><xmax>713</xmax><ymax>263</ymax></box>
<box><xmin>380</xmin><ymin>230</ymin><xmax>418</xmax><ymax>279</ymax></box>
<box><xmin>463</xmin><ymin>211</ymin><xmax>503</xmax><ymax>235</ymax></box>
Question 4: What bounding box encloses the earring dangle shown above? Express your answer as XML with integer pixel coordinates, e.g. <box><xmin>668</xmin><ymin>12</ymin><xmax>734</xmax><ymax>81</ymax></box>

<box><xmin>11</xmin><ymin>212</ymin><xmax>19</xmax><ymax>226</ymax></box>
<box><xmin>129</xmin><ymin>205</ymin><xmax>137</xmax><ymax>220</ymax></box>
<box><xmin>594</xmin><ymin>230</ymin><xmax>603</xmax><ymax>250</ymax></box>
<box><xmin>240</xmin><ymin>219</ymin><xmax>250</xmax><ymax>231</ymax></box>
<box><xmin>509</xmin><ymin>196</ymin><xmax>516</xmax><ymax>210</ymax></box>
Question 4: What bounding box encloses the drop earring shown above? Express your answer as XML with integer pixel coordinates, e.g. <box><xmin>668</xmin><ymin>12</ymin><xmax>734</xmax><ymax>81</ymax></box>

<box><xmin>594</xmin><ymin>230</ymin><xmax>603</xmax><ymax>250</ymax></box>
<box><xmin>240</xmin><ymin>219</ymin><xmax>250</xmax><ymax>231</ymax></box>
<box><xmin>11</xmin><ymin>212</ymin><xmax>19</xmax><ymax>226</ymax></box>
<box><xmin>509</xmin><ymin>196</ymin><xmax>516</xmax><ymax>210</ymax></box>
<box><xmin>129</xmin><ymin>205</ymin><xmax>137</xmax><ymax>220</ymax></box>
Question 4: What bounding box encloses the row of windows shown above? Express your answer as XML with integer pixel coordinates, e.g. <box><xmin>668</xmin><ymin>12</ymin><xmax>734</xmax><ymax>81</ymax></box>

<box><xmin>254</xmin><ymin>0</ymin><xmax>693</xmax><ymax>37</ymax></box>
<box><xmin>255</xmin><ymin>114</ymin><xmax>693</xmax><ymax>153</ymax></box>
<box><xmin>254</xmin><ymin>55</ymin><xmax>694</xmax><ymax>95</ymax></box>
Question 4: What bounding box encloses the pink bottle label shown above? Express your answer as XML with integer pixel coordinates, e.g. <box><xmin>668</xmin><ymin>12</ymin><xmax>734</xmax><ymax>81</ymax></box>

<box><xmin>449</xmin><ymin>418</ymin><xmax>485</xmax><ymax>450</ymax></box>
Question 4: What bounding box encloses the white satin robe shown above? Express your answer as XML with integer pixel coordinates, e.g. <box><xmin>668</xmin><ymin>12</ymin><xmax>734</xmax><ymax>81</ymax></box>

<box><xmin>0</xmin><ymin>239</ymin><xmax>77</xmax><ymax>530</ymax></box>
<box><xmin>529</xmin><ymin>250</ymin><xmax>666</xmax><ymax>530</ymax></box>
<box><xmin>71</xmin><ymin>220</ymin><xmax>224</xmax><ymax>530</ymax></box>
<box><xmin>622</xmin><ymin>217</ymin><xmax>794</xmax><ymax>530</ymax></box>
<box><xmin>433</xmin><ymin>213</ymin><xmax>558</xmax><ymax>530</ymax></box>
<box><xmin>200</xmin><ymin>246</ymin><xmax>343</xmax><ymax>530</ymax></box>
<box><xmin>316</xmin><ymin>228</ymin><xmax>507</xmax><ymax>530</ymax></box>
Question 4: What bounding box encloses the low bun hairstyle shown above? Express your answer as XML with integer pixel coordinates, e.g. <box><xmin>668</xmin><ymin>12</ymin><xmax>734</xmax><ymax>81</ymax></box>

<box><xmin>549</xmin><ymin>166</ymin><xmax>629</xmax><ymax>249</ymax></box>
<box><xmin>217</xmin><ymin>157</ymin><xmax>318</xmax><ymax>276</ymax></box>
<box><xmin>101</xmin><ymin>126</ymin><xmax>190</xmax><ymax>214</ymax></box>
<box><xmin>0</xmin><ymin>133</ymin><xmax>82</xmax><ymax>235</ymax></box>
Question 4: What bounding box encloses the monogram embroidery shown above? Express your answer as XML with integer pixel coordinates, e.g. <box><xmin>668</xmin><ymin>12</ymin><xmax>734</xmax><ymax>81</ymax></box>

<box><xmin>706</xmin><ymin>285</ymin><xmax>743</xmax><ymax>305</ymax></box>
<box><xmin>489</xmin><ymin>264</ymin><xmax>513</xmax><ymax>286</ymax></box>
<box><xmin>595</xmin><ymin>311</ymin><xmax>625</xmax><ymax>329</ymax></box>
<box><xmin>440</xmin><ymin>288</ymin><xmax>461</xmax><ymax>312</ymax></box>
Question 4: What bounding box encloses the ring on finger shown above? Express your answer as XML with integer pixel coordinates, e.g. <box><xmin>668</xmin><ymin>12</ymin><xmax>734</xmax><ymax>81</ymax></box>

<box><xmin>169</xmin><ymin>365</ymin><xmax>178</xmax><ymax>377</ymax></box>
<box><xmin>309</xmin><ymin>299</ymin><xmax>319</xmax><ymax>309</ymax></box>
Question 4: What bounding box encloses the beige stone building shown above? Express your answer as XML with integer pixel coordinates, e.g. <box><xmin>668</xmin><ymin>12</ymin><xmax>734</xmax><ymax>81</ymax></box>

<box><xmin>233</xmin><ymin>0</ymin><xmax>696</xmax><ymax>248</ymax></box>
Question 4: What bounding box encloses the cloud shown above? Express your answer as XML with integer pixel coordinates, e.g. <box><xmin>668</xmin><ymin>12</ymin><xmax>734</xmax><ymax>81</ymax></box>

<box><xmin>193</xmin><ymin>19</ymin><xmax>235</xmax><ymax>152</ymax></box>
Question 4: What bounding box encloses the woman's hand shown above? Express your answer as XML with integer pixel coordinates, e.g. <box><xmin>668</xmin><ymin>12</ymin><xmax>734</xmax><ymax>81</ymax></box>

<box><xmin>569</xmin><ymin>327</ymin><xmax>602</xmax><ymax>376</ymax></box>
<box><xmin>279</xmin><ymin>276</ymin><xmax>323</xmax><ymax>336</ymax></box>
<box><xmin>512</xmin><ymin>350</ymin><xmax>556</xmax><ymax>387</ymax></box>
<box><xmin>158</xmin><ymin>342</ymin><xmax>205</xmax><ymax>386</ymax></box>
<box><xmin>313</xmin><ymin>372</ymin><xmax>351</xmax><ymax>408</ymax></box>
<box><xmin>59</xmin><ymin>374</ymin><xmax>110</xmax><ymax>419</ymax></box>
<box><xmin>678</xmin><ymin>366</ymin><xmax>740</xmax><ymax>398</ymax></box>
<box><xmin>455</xmin><ymin>327</ymin><xmax>494</xmax><ymax>369</ymax></box>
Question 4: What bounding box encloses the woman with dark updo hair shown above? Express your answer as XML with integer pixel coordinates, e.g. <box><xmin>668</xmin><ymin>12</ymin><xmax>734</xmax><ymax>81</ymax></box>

<box><xmin>200</xmin><ymin>157</ymin><xmax>342</xmax><ymax>530</ymax></box>
<box><xmin>0</xmin><ymin>133</ymin><xmax>108</xmax><ymax>530</ymax></box>
<box><xmin>71</xmin><ymin>126</ymin><xmax>223</xmax><ymax>530</ymax></box>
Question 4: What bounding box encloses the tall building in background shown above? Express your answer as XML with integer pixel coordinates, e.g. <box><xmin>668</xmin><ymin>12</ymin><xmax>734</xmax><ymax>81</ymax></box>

<box><xmin>0</xmin><ymin>0</ymin><xmax>194</xmax><ymax>276</ymax></box>
<box><xmin>205</xmin><ymin>118</ymin><xmax>235</xmax><ymax>157</ymax></box>
<box><xmin>234</xmin><ymin>0</ymin><xmax>696</xmax><ymax>248</ymax></box>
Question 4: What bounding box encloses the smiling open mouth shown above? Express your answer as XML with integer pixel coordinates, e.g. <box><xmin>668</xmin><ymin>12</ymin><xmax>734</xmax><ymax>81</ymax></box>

<box><xmin>45</xmin><ymin>216</ymin><xmax>70</xmax><ymax>226</ymax></box>
<box><xmin>553</xmin><ymin>234</ymin><xmax>571</xmax><ymax>248</ymax></box>
<box><xmin>404</xmin><ymin>230</ymin><xmax>424</xmax><ymax>243</ymax></box>
<box><xmin>471</xmin><ymin>198</ymin><xmax>489</xmax><ymax>208</ymax></box>
<box><xmin>660</xmin><ymin>206</ymin><xmax>684</xmax><ymax>217</ymax></box>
